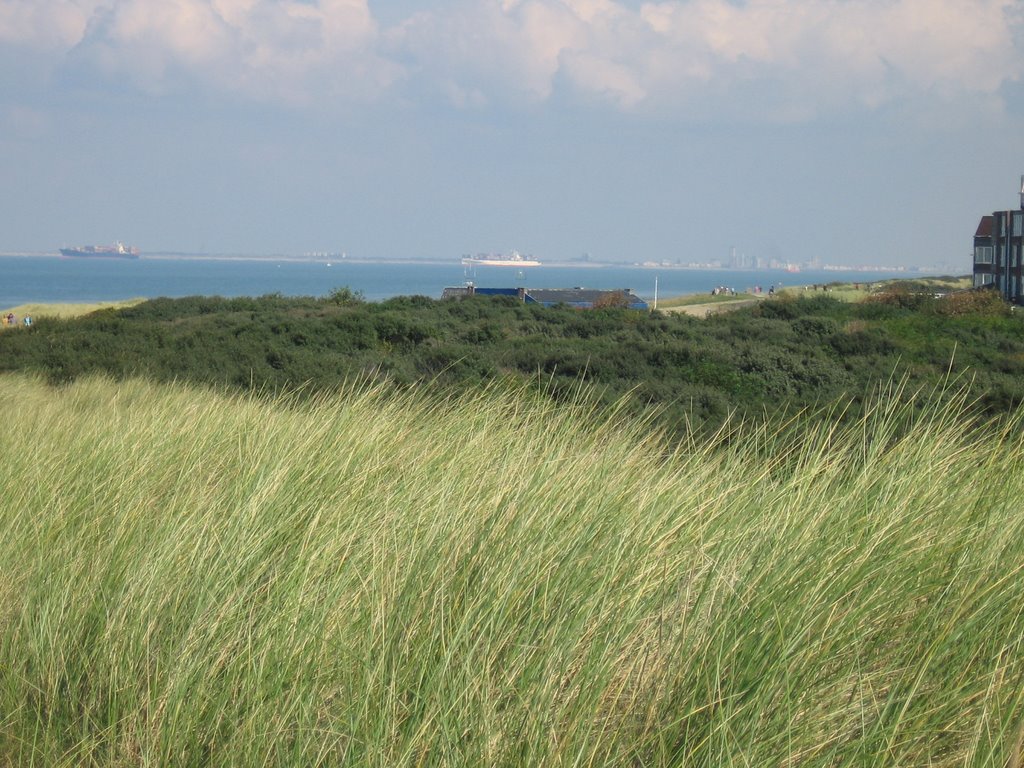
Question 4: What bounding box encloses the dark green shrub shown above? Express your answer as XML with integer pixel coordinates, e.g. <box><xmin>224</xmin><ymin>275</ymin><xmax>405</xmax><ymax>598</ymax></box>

<box><xmin>326</xmin><ymin>286</ymin><xmax>365</xmax><ymax>305</ymax></box>
<box><xmin>829</xmin><ymin>328</ymin><xmax>896</xmax><ymax>357</ymax></box>
<box><xmin>792</xmin><ymin>316</ymin><xmax>840</xmax><ymax>342</ymax></box>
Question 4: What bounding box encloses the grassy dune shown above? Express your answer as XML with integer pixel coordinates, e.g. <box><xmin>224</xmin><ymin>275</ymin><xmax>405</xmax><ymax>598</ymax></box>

<box><xmin>655</xmin><ymin>293</ymin><xmax>761</xmax><ymax>309</ymax></box>
<box><xmin>656</xmin><ymin>276</ymin><xmax>972</xmax><ymax>309</ymax></box>
<box><xmin>656</xmin><ymin>276</ymin><xmax>972</xmax><ymax>317</ymax></box>
<box><xmin>776</xmin><ymin>276</ymin><xmax>973</xmax><ymax>303</ymax></box>
<box><xmin>0</xmin><ymin>299</ymin><xmax>144</xmax><ymax>323</ymax></box>
<box><xmin>0</xmin><ymin>375</ymin><xmax>1022</xmax><ymax>766</ymax></box>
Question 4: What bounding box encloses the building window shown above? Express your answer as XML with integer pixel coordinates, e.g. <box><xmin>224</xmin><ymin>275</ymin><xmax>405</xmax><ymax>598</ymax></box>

<box><xmin>1015</xmin><ymin>213</ymin><xmax>1023</xmax><ymax>237</ymax></box>
<box><xmin>974</xmin><ymin>273</ymin><xmax>995</xmax><ymax>287</ymax></box>
<box><xmin>975</xmin><ymin>246</ymin><xmax>993</xmax><ymax>264</ymax></box>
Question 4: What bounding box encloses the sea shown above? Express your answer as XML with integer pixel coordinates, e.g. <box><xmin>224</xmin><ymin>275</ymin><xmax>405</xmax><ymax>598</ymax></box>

<box><xmin>0</xmin><ymin>255</ymin><xmax>932</xmax><ymax>308</ymax></box>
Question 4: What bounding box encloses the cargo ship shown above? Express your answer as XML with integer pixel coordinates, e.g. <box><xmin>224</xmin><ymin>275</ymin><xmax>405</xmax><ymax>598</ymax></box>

<box><xmin>461</xmin><ymin>250</ymin><xmax>541</xmax><ymax>267</ymax></box>
<box><xmin>59</xmin><ymin>242</ymin><xmax>140</xmax><ymax>259</ymax></box>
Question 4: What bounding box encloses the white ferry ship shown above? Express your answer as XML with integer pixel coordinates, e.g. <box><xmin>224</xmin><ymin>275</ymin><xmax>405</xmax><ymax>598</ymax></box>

<box><xmin>461</xmin><ymin>250</ymin><xmax>541</xmax><ymax>267</ymax></box>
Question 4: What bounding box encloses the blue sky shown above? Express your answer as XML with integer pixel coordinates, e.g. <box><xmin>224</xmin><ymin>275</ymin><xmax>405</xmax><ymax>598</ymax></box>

<box><xmin>1</xmin><ymin>0</ymin><xmax>1022</xmax><ymax>268</ymax></box>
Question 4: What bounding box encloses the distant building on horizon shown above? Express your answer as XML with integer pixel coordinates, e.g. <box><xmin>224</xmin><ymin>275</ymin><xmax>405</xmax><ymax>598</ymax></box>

<box><xmin>973</xmin><ymin>177</ymin><xmax>1024</xmax><ymax>303</ymax></box>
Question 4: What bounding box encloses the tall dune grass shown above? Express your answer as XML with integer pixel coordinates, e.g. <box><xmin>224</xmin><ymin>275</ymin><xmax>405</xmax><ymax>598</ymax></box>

<box><xmin>0</xmin><ymin>374</ymin><xmax>1021</xmax><ymax>766</ymax></box>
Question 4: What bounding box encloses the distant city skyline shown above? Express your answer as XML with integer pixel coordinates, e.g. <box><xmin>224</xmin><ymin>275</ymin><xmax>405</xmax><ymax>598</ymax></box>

<box><xmin>1</xmin><ymin>0</ymin><xmax>1022</xmax><ymax>270</ymax></box>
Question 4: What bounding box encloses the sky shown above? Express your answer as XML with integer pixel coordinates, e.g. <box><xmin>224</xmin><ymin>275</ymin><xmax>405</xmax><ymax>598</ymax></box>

<box><xmin>1</xmin><ymin>0</ymin><xmax>1023</xmax><ymax>268</ymax></box>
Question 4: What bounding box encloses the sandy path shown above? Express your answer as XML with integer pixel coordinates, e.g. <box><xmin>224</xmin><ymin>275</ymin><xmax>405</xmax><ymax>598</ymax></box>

<box><xmin>658</xmin><ymin>297</ymin><xmax>764</xmax><ymax>317</ymax></box>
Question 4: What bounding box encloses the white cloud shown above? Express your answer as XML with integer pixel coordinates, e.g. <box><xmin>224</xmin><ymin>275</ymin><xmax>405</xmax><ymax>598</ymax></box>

<box><xmin>562</xmin><ymin>51</ymin><xmax>646</xmax><ymax>107</ymax></box>
<box><xmin>0</xmin><ymin>0</ymin><xmax>100</xmax><ymax>49</ymax></box>
<box><xmin>1</xmin><ymin>0</ymin><xmax>1020</xmax><ymax>116</ymax></box>
<box><xmin>635</xmin><ymin>0</ymin><xmax>1019</xmax><ymax>99</ymax></box>
<box><xmin>2</xmin><ymin>0</ymin><xmax>396</xmax><ymax>102</ymax></box>
<box><xmin>389</xmin><ymin>2</ymin><xmax>583</xmax><ymax>103</ymax></box>
<box><xmin>398</xmin><ymin>0</ymin><xmax>1023</xmax><ymax>116</ymax></box>
<box><xmin>391</xmin><ymin>0</ymin><xmax>651</xmax><ymax>106</ymax></box>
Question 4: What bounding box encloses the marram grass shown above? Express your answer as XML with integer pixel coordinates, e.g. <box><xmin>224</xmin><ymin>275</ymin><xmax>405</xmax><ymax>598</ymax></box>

<box><xmin>0</xmin><ymin>374</ymin><xmax>1022</xmax><ymax>767</ymax></box>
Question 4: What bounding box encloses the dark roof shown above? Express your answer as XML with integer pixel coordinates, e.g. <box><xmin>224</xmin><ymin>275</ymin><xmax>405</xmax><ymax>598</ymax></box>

<box><xmin>528</xmin><ymin>288</ymin><xmax>647</xmax><ymax>309</ymax></box>
<box><xmin>526</xmin><ymin>288</ymin><xmax>615</xmax><ymax>304</ymax></box>
<box><xmin>975</xmin><ymin>215</ymin><xmax>994</xmax><ymax>238</ymax></box>
<box><xmin>441</xmin><ymin>285</ymin><xmax>474</xmax><ymax>299</ymax></box>
<box><xmin>471</xmin><ymin>287</ymin><xmax>522</xmax><ymax>297</ymax></box>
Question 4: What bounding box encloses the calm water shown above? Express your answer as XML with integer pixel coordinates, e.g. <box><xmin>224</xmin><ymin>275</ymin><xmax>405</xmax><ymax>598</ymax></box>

<box><xmin>0</xmin><ymin>255</ymin><xmax>921</xmax><ymax>307</ymax></box>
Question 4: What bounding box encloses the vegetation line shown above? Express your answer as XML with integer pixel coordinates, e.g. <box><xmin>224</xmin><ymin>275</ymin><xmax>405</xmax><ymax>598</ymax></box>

<box><xmin>0</xmin><ymin>278</ymin><xmax>1018</xmax><ymax>439</ymax></box>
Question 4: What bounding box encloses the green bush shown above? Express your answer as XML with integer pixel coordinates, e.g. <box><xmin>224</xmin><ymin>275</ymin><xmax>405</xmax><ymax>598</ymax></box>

<box><xmin>1</xmin><ymin>285</ymin><xmax>1022</xmax><ymax>436</ymax></box>
<box><xmin>935</xmin><ymin>288</ymin><xmax>1012</xmax><ymax>317</ymax></box>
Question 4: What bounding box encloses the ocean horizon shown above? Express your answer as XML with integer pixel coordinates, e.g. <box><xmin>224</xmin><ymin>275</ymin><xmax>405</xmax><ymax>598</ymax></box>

<box><xmin>0</xmin><ymin>254</ymin><xmax>944</xmax><ymax>308</ymax></box>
